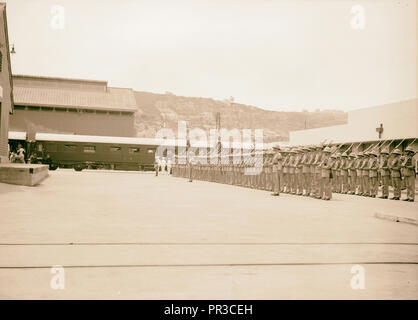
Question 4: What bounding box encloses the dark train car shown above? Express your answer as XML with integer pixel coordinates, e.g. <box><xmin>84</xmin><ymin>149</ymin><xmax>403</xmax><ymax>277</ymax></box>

<box><xmin>33</xmin><ymin>133</ymin><xmax>177</xmax><ymax>171</ymax></box>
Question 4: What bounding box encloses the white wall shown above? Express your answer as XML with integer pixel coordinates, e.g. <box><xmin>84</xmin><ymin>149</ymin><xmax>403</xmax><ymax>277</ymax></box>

<box><xmin>289</xmin><ymin>99</ymin><xmax>418</xmax><ymax>145</ymax></box>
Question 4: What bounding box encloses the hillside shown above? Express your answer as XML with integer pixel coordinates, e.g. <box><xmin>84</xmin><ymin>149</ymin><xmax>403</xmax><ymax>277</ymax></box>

<box><xmin>133</xmin><ymin>91</ymin><xmax>348</xmax><ymax>143</ymax></box>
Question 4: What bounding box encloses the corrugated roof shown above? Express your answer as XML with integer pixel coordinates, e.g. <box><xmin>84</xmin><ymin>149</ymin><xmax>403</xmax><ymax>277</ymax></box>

<box><xmin>13</xmin><ymin>86</ymin><xmax>137</xmax><ymax>112</ymax></box>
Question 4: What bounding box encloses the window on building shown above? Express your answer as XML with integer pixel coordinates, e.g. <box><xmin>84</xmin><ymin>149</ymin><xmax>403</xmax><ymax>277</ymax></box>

<box><xmin>129</xmin><ymin>147</ymin><xmax>140</xmax><ymax>153</ymax></box>
<box><xmin>65</xmin><ymin>144</ymin><xmax>77</xmax><ymax>151</ymax></box>
<box><xmin>83</xmin><ymin>146</ymin><xmax>96</xmax><ymax>153</ymax></box>
<box><xmin>110</xmin><ymin>146</ymin><xmax>121</xmax><ymax>152</ymax></box>
<box><xmin>37</xmin><ymin>144</ymin><xmax>43</xmax><ymax>152</ymax></box>
<box><xmin>147</xmin><ymin>148</ymin><xmax>155</xmax><ymax>154</ymax></box>
<box><xmin>14</xmin><ymin>105</ymin><xmax>25</xmax><ymax>110</ymax></box>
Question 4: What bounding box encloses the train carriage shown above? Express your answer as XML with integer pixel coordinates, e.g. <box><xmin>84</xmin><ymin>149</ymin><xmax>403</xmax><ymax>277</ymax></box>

<box><xmin>26</xmin><ymin>133</ymin><xmax>178</xmax><ymax>171</ymax></box>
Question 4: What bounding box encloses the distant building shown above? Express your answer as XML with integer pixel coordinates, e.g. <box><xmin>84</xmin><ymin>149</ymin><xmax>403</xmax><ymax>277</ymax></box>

<box><xmin>289</xmin><ymin>99</ymin><xmax>418</xmax><ymax>151</ymax></box>
<box><xmin>0</xmin><ymin>3</ymin><xmax>14</xmax><ymax>163</ymax></box>
<box><xmin>10</xmin><ymin>75</ymin><xmax>138</xmax><ymax>139</ymax></box>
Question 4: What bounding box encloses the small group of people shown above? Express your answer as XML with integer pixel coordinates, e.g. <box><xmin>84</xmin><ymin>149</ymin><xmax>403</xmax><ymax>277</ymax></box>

<box><xmin>169</xmin><ymin>142</ymin><xmax>416</xmax><ymax>202</ymax></box>
<box><xmin>9</xmin><ymin>143</ymin><xmax>26</xmax><ymax>163</ymax></box>
<box><xmin>154</xmin><ymin>157</ymin><xmax>172</xmax><ymax>176</ymax></box>
<box><xmin>8</xmin><ymin>143</ymin><xmax>47</xmax><ymax>165</ymax></box>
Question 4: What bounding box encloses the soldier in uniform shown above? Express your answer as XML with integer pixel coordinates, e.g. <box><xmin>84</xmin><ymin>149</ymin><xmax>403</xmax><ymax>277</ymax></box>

<box><xmin>282</xmin><ymin>150</ymin><xmax>290</xmax><ymax>193</ymax></box>
<box><xmin>188</xmin><ymin>154</ymin><xmax>194</xmax><ymax>182</ymax></box>
<box><xmin>330</xmin><ymin>153</ymin><xmax>337</xmax><ymax>192</ymax></box>
<box><xmin>347</xmin><ymin>153</ymin><xmax>357</xmax><ymax>194</ymax></box>
<box><xmin>401</xmin><ymin>146</ymin><xmax>416</xmax><ymax>202</ymax></box>
<box><xmin>361</xmin><ymin>151</ymin><xmax>370</xmax><ymax>197</ymax></box>
<box><xmin>355</xmin><ymin>152</ymin><xmax>363</xmax><ymax>195</ymax></box>
<box><xmin>261</xmin><ymin>152</ymin><xmax>268</xmax><ymax>190</ymax></box>
<box><xmin>288</xmin><ymin>150</ymin><xmax>296</xmax><ymax>194</ymax></box>
<box><xmin>368</xmin><ymin>150</ymin><xmax>379</xmax><ymax>198</ymax></box>
<box><xmin>266</xmin><ymin>151</ymin><xmax>274</xmax><ymax>191</ymax></box>
<box><xmin>154</xmin><ymin>157</ymin><xmax>160</xmax><ymax>177</ymax></box>
<box><xmin>238</xmin><ymin>156</ymin><xmax>244</xmax><ymax>186</ymax></box>
<box><xmin>340</xmin><ymin>152</ymin><xmax>349</xmax><ymax>194</ymax></box>
<box><xmin>389</xmin><ymin>148</ymin><xmax>402</xmax><ymax>200</ymax></box>
<box><xmin>271</xmin><ymin>146</ymin><xmax>283</xmax><ymax>196</ymax></box>
<box><xmin>294</xmin><ymin>149</ymin><xmax>303</xmax><ymax>195</ymax></box>
<box><xmin>319</xmin><ymin>146</ymin><xmax>332</xmax><ymax>200</ymax></box>
<box><xmin>312</xmin><ymin>146</ymin><xmax>323</xmax><ymax>198</ymax></box>
<box><xmin>302</xmin><ymin>146</ymin><xmax>313</xmax><ymax>196</ymax></box>
<box><xmin>378</xmin><ymin>148</ymin><xmax>390</xmax><ymax>199</ymax></box>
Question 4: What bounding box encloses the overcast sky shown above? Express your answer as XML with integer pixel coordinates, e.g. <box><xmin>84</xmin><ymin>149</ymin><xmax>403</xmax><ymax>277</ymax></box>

<box><xmin>5</xmin><ymin>0</ymin><xmax>417</xmax><ymax>111</ymax></box>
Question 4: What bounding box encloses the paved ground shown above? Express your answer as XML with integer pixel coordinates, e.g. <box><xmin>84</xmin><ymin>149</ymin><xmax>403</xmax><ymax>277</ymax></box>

<box><xmin>0</xmin><ymin>169</ymin><xmax>417</xmax><ymax>299</ymax></box>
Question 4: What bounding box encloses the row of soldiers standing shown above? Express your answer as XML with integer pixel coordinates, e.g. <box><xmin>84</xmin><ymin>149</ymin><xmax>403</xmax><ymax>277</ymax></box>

<box><xmin>171</xmin><ymin>143</ymin><xmax>416</xmax><ymax>202</ymax></box>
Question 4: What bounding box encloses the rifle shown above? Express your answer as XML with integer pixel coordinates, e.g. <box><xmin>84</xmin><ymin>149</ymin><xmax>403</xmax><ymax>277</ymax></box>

<box><xmin>406</xmin><ymin>137</ymin><xmax>417</xmax><ymax>148</ymax></box>
<box><xmin>377</xmin><ymin>139</ymin><xmax>393</xmax><ymax>150</ymax></box>
<box><xmin>389</xmin><ymin>138</ymin><xmax>406</xmax><ymax>154</ymax></box>
<box><xmin>362</xmin><ymin>142</ymin><xmax>378</xmax><ymax>154</ymax></box>
<box><xmin>344</xmin><ymin>142</ymin><xmax>356</xmax><ymax>154</ymax></box>
<box><xmin>325</xmin><ymin>140</ymin><xmax>334</xmax><ymax>147</ymax></box>
<box><xmin>330</xmin><ymin>142</ymin><xmax>345</xmax><ymax>155</ymax></box>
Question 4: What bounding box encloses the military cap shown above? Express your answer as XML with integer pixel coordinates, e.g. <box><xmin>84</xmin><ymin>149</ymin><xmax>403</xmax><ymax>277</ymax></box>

<box><xmin>272</xmin><ymin>145</ymin><xmax>281</xmax><ymax>151</ymax></box>
<box><xmin>392</xmin><ymin>148</ymin><xmax>401</xmax><ymax>155</ymax></box>
<box><xmin>380</xmin><ymin>148</ymin><xmax>389</xmax><ymax>155</ymax></box>
<box><xmin>370</xmin><ymin>150</ymin><xmax>378</xmax><ymax>156</ymax></box>
<box><xmin>349</xmin><ymin>153</ymin><xmax>356</xmax><ymax>158</ymax></box>
<box><xmin>405</xmin><ymin>146</ymin><xmax>415</xmax><ymax>153</ymax></box>
<box><xmin>323</xmin><ymin>146</ymin><xmax>331</xmax><ymax>153</ymax></box>
<box><xmin>341</xmin><ymin>152</ymin><xmax>348</xmax><ymax>157</ymax></box>
<box><xmin>357</xmin><ymin>152</ymin><xmax>363</xmax><ymax>157</ymax></box>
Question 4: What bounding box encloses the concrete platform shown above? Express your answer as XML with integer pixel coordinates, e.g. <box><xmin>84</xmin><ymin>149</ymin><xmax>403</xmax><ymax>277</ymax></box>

<box><xmin>0</xmin><ymin>163</ymin><xmax>49</xmax><ymax>186</ymax></box>
<box><xmin>0</xmin><ymin>170</ymin><xmax>417</xmax><ymax>299</ymax></box>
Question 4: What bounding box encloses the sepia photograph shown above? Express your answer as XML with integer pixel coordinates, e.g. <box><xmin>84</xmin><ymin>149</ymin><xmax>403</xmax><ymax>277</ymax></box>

<box><xmin>0</xmin><ymin>0</ymin><xmax>417</xmax><ymax>305</ymax></box>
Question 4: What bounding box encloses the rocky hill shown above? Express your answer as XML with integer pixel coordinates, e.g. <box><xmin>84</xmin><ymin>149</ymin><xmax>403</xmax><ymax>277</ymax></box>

<box><xmin>133</xmin><ymin>91</ymin><xmax>347</xmax><ymax>142</ymax></box>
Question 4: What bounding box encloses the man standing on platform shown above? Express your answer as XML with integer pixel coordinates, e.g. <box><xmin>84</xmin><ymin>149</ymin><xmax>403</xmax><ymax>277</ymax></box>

<box><xmin>402</xmin><ymin>146</ymin><xmax>416</xmax><ymax>202</ymax></box>
<box><xmin>389</xmin><ymin>149</ymin><xmax>402</xmax><ymax>200</ymax></box>
<box><xmin>271</xmin><ymin>146</ymin><xmax>283</xmax><ymax>196</ymax></box>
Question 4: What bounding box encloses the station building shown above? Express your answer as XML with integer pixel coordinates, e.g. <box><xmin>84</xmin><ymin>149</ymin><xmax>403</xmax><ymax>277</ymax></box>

<box><xmin>289</xmin><ymin>99</ymin><xmax>418</xmax><ymax>152</ymax></box>
<box><xmin>9</xmin><ymin>75</ymin><xmax>138</xmax><ymax>141</ymax></box>
<box><xmin>0</xmin><ymin>3</ymin><xmax>13</xmax><ymax>163</ymax></box>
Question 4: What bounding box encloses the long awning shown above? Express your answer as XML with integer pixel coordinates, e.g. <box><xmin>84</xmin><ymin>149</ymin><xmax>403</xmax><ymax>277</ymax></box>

<box><xmin>8</xmin><ymin>131</ymin><xmax>27</xmax><ymax>140</ymax></box>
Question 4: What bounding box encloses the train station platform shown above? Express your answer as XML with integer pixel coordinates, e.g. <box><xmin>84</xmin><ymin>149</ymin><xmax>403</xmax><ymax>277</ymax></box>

<box><xmin>0</xmin><ymin>163</ymin><xmax>49</xmax><ymax>186</ymax></box>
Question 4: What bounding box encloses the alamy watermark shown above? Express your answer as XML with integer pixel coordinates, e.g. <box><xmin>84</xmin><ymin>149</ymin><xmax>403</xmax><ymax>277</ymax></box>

<box><xmin>350</xmin><ymin>264</ymin><xmax>365</xmax><ymax>290</ymax></box>
<box><xmin>350</xmin><ymin>5</ymin><xmax>365</xmax><ymax>30</ymax></box>
<box><xmin>50</xmin><ymin>265</ymin><xmax>65</xmax><ymax>290</ymax></box>
<box><xmin>154</xmin><ymin>121</ymin><xmax>265</xmax><ymax>175</ymax></box>
<box><xmin>51</xmin><ymin>5</ymin><xmax>65</xmax><ymax>30</ymax></box>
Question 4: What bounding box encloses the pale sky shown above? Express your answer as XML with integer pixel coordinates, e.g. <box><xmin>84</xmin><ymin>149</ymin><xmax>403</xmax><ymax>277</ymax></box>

<box><xmin>5</xmin><ymin>0</ymin><xmax>417</xmax><ymax>111</ymax></box>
